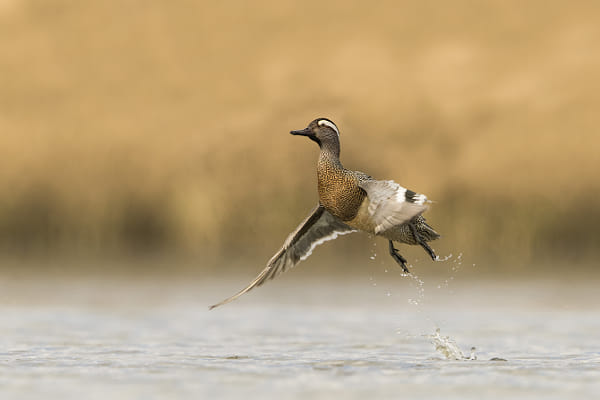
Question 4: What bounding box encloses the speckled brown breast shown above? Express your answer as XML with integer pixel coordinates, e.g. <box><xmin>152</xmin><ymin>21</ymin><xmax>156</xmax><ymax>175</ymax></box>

<box><xmin>317</xmin><ymin>161</ymin><xmax>365</xmax><ymax>222</ymax></box>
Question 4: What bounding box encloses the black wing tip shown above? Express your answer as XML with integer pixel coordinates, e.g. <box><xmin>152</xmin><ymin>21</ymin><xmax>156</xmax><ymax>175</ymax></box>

<box><xmin>405</xmin><ymin>189</ymin><xmax>417</xmax><ymax>202</ymax></box>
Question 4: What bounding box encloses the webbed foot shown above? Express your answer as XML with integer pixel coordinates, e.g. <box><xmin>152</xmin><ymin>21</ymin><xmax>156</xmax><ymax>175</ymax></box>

<box><xmin>388</xmin><ymin>240</ymin><xmax>410</xmax><ymax>273</ymax></box>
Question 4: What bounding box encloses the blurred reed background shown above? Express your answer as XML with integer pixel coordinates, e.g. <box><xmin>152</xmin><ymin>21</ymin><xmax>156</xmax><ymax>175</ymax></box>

<box><xmin>1</xmin><ymin>0</ymin><xmax>598</xmax><ymax>275</ymax></box>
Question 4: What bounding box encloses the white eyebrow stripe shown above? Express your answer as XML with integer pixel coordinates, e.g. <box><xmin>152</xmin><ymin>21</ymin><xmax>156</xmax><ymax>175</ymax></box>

<box><xmin>318</xmin><ymin>120</ymin><xmax>339</xmax><ymax>136</ymax></box>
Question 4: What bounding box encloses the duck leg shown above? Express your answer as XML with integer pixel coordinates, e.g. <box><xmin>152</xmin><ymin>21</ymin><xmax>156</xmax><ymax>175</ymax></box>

<box><xmin>388</xmin><ymin>240</ymin><xmax>410</xmax><ymax>273</ymax></box>
<box><xmin>409</xmin><ymin>223</ymin><xmax>437</xmax><ymax>261</ymax></box>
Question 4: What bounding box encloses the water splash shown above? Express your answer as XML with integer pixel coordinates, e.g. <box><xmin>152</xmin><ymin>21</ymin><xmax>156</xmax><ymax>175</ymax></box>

<box><xmin>368</xmin><ymin>239</ymin><xmax>377</xmax><ymax>285</ymax></box>
<box><xmin>369</xmin><ymin>235</ymin><xmax>377</xmax><ymax>260</ymax></box>
<box><xmin>406</xmin><ymin>273</ymin><xmax>426</xmax><ymax>306</ymax></box>
<box><xmin>428</xmin><ymin>328</ymin><xmax>476</xmax><ymax>360</ymax></box>
<box><xmin>451</xmin><ymin>252</ymin><xmax>463</xmax><ymax>272</ymax></box>
<box><xmin>436</xmin><ymin>253</ymin><xmax>454</xmax><ymax>262</ymax></box>
<box><xmin>436</xmin><ymin>252</ymin><xmax>473</xmax><ymax>290</ymax></box>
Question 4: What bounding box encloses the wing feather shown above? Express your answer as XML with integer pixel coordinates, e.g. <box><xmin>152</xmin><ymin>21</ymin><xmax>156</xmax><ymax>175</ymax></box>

<box><xmin>209</xmin><ymin>205</ymin><xmax>356</xmax><ymax>309</ymax></box>
<box><xmin>358</xmin><ymin>179</ymin><xmax>429</xmax><ymax>234</ymax></box>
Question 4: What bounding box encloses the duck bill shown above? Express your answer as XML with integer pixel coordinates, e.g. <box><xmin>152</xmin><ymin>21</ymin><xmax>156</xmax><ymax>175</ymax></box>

<box><xmin>290</xmin><ymin>128</ymin><xmax>312</xmax><ymax>136</ymax></box>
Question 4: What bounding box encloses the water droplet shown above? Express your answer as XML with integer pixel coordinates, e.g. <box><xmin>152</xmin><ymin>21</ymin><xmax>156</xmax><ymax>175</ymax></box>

<box><xmin>428</xmin><ymin>328</ymin><xmax>473</xmax><ymax>360</ymax></box>
<box><xmin>437</xmin><ymin>253</ymin><xmax>453</xmax><ymax>262</ymax></box>
<box><xmin>469</xmin><ymin>347</ymin><xmax>478</xmax><ymax>360</ymax></box>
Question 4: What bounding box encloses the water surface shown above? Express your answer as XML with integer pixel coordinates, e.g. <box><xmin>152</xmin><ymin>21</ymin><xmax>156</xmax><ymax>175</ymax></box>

<box><xmin>0</xmin><ymin>273</ymin><xmax>598</xmax><ymax>399</ymax></box>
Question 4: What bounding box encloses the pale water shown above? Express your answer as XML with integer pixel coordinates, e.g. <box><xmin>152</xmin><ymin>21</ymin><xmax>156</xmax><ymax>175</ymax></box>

<box><xmin>0</xmin><ymin>273</ymin><xmax>599</xmax><ymax>399</ymax></box>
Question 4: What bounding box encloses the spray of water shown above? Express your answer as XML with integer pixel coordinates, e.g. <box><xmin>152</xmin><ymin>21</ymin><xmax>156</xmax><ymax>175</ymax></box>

<box><xmin>406</xmin><ymin>273</ymin><xmax>426</xmax><ymax>306</ymax></box>
<box><xmin>368</xmin><ymin>237</ymin><xmax>378</xmax><ymax>286</ymax></box>
<box><xmin>428</xmin><ymin>328</ymin><xmax>477</xmax><ymax>360</ymax></box>
<box><xmin>437</xmin><ymin>253</ymin><xmax>454</xmax><ymax>262</ymax></box>
<box><xmin>368</xmin><ymin>239</ymin><xmax>483</xmax><ymax>361</ymax></box>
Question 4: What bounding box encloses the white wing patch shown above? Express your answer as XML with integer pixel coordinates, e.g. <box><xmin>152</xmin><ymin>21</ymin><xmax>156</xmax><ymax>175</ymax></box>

<box><xmin>318</xmin><ymin>119</ymin><xmax>339</xmax><ymax>136</ymax></box>
<box><xmin>359</xmin><ymin>179</ymin><xmax>429</xmax><ymax>234</ymax></box>
<box><xmin>299</xmin><ymin>229</ymin><xmax>356</xmax><ymax>261</ymax></box>
<box><xmin>412</xmin><ymin>194</ymin><xmax>427</xmax><ymax>205</ymax></box>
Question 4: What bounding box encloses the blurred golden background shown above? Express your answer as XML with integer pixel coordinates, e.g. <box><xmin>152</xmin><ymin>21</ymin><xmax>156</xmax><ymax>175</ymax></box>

<box><xmin>1</xmin><ymin>1</ymin><xmax>598</xmax><ymax>275</ymax></box>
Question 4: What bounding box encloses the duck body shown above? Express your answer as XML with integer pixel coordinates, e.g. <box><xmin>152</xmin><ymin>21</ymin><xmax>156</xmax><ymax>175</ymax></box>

<box><xmin>313</xmin><ymin>123</ymin><xmax>438</xmax><ymax>246</ymax></box>
<box><xmin>209</xmin><ymin>117</ymin><xmax>439</xmax><ymax>310</ymax></box>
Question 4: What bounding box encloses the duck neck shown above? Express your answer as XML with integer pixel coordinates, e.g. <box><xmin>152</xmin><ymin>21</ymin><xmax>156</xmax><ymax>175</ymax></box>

<box><xmin>318</xmin><ymin>139</ymin><xmax>342</xmax><ymax>169</ymax></box>
<box><xmin>316</xmin><ymin>138</ymin><xmax>364</xmax><ymax>221</ymax></box>
<box><xmin>317</xmin><ymin>139</ymin><xmax>344</xmax><ymax>196</ymax></box>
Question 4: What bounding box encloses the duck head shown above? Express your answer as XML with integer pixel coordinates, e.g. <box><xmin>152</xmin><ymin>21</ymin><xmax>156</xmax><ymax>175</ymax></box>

<box><xmin>290</xmin><ymin>118</ymin><xmax>340</xmax><ymax>147</ymax></box>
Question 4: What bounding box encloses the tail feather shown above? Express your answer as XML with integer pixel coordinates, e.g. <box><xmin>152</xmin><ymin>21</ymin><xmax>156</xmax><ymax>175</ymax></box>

<box><xmin>416</xmin><ymin>216</ymin><xmax>440</xmax><ymax>241</ymax></box>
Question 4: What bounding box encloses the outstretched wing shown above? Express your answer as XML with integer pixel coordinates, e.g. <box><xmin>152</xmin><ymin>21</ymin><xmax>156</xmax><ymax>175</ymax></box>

<box><xmin>209</xmin><ymin>205</ymin><xmax>356</xmax><ymax>309</ymax></box>
<box><xmin>358</xmin><ymin>179</ymin><xmax>429</xmax><ymax>234</ymax></box>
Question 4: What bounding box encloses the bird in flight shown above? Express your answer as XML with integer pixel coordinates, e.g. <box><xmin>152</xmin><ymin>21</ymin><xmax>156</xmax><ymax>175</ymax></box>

<box><xmin>210</xmin><ymin>118</ymin><xmax>439</xmax><ymax>309</ymax></box>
